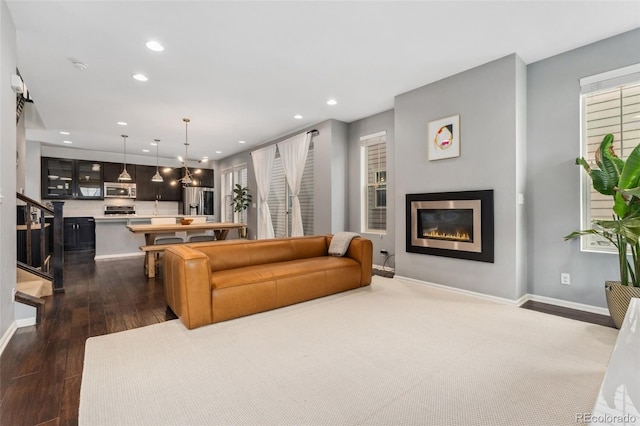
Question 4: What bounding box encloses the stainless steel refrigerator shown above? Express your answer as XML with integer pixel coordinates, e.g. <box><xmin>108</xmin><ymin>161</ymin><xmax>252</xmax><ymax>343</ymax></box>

<box><xmin>182</xmin><ymin>187</ymin><xmax>215</xmax><ymax>220</ymax></box>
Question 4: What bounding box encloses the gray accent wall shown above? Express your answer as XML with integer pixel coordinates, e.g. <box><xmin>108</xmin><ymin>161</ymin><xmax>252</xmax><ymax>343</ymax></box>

<box><xmin>330</xmin><ymin>120</ymin><xmax>348</xmax><ymax>234</ymax></box>
<box><xmin>515</xmin><ymin>57</ymin><xmax>528</xmax><ymax>299</ymax></box>
<box><xmin>394</xmin><ymin>54</ymin><xmax>527</xmax><ymax>300</ymax></box>
<box><xmin>348</xmin><ymin>110</ymin><xmax>395</xmax><ymax>268</ymax></box>
<box><xmin>527</xmin><ymin>29</ymin><xmax>640</xmax><ymax>307</ymax></box>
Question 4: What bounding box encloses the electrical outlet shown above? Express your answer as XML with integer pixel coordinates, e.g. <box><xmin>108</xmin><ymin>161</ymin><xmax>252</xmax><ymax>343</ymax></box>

<box><xmin>380</xmin><ymin>249</ymin><xmax>388</xmax><ymax>256</ymax></box>
<box><xmin>560</xmin><ymin>273</ymin><xmax>571</xmax><ymax>285</ymax></box>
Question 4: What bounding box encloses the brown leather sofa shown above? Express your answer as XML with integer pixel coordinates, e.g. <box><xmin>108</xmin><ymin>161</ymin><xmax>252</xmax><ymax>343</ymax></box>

<box><xmin>163</xmin><ymin>235</ymin><xmax>373</xmax><ymax>329</ymax></box>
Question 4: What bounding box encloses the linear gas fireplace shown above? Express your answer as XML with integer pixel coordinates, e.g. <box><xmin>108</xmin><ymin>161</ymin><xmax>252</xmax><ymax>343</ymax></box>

<box><xmin>406</xmin><ymin>190</ymin><xmax>494</xmax><ymax>263</ymax></box>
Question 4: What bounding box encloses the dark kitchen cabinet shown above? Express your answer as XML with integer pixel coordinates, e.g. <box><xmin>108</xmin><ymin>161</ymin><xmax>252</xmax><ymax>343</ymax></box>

<box><xmin>135</xmin><ymin>165</ymin><xmax>182</xmax><ymax>201</ymax></box>
<box><xmin>160</xmin><ymin>168</ymin><xmax>183</xmax><ymax>201</ymax></box>
<box><xmin>63</xmin><ymin>217</ymin><xmax>95</xmax><ymax>251</ymax></box>
<box><xmin>42</xmin><ymin>158</ymin><xmax>103</xmax><ymax>200</ymax></box>
<box><xmin>188</xmin><ymin>168</ymin><xmax>214</xmax><ymax>187</ymax></box>
<box><xmin>103</xmin><ymin>161</ymin><xmax>136</xmax><ymax>183</ymax></box>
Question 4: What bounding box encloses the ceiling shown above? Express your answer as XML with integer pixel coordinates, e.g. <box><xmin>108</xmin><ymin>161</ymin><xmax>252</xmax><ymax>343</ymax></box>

<box><xmin>7</xmin><ymin>1</ymin><xmax>640</xmax><ymax>164</ymax></box>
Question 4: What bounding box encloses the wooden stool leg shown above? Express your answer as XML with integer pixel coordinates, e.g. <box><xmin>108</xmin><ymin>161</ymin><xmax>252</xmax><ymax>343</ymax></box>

<box><xmin>147</xmin><ymin>252</ymin><xmax>156</xmax><ymax>278</ymax></box>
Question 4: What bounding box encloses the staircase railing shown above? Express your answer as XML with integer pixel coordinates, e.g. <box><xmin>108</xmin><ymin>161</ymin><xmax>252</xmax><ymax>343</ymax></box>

<box><xmin>16</xmin><ymin>193</ymin><xmax>64</xmax><ymax>293</ymax></box>
<box><xmin>16</xmin><ymin>94</ymin><xmax>25</xmax><ymax>124</ymax></box>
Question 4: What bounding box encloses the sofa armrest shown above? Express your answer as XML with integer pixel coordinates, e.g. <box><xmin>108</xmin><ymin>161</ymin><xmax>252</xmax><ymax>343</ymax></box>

<box><xmin>344</xmin><ymin>237</ymin><xmax>373</xmax><ymax>286</ymax></box>
<box><xmin>164</xmin><ymin>245</ymin><xmax>212</xmax><ymax>329</ymax></box>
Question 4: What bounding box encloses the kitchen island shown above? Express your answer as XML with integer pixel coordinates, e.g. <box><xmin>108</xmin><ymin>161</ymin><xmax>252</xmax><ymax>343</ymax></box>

<box><xmin>94</xmin><ymin>215</ymin><xmax>209</xmax><ymax>259</ymax></box>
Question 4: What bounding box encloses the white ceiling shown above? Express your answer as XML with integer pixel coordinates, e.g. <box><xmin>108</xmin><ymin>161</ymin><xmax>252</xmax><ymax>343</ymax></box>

<box><xmin>7</xmin><ymin>1</ymin><xmax>640</xmax><ymax>163</ymax></box>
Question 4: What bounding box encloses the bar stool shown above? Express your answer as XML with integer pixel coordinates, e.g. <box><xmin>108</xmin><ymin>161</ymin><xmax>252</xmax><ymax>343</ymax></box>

<box><xmin>185</xmin><ymin>216</ymin><xmax>216</xmax><ymax>242</ymax></box>
<box><xmin>149</xmin><ymin>217</ymin><xmax>184</xmax><ymax>275</ymax></box>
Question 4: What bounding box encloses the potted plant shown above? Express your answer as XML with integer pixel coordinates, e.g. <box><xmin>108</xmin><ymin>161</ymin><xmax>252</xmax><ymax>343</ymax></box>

<box><xmin>232</xmin><ymin>184</ymin><xmax>252</xmax><ymax>238</ymax></box>
<box><xmin>565</xmin><ymin>133</ymin><xmax>640</xmax><ymax>328</ymax></box>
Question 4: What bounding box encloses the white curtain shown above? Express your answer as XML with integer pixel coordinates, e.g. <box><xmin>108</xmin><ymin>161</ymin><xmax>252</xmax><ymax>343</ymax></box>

<box><xmin>277</xmin><ymin>132</ymin><xmax>311</xmax><ymax>237</ymax></box>
<box><xmin>251</xmin><ymin>145</ymin><xmax>276</xmax><ymax>239</ymax></box>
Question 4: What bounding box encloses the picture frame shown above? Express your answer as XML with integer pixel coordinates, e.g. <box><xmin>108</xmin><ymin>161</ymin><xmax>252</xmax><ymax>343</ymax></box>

<box><xmin>428</xmin><ymin>114</ymin><xmax>460</xmax><ymax>161</ymax></box>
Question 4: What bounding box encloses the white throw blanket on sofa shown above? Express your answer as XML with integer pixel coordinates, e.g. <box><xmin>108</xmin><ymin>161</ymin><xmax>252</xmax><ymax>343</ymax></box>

<box><xmin>328</xmin><ymin>232</ymin><xmax>360</xmax><ymax>256</ymax></box>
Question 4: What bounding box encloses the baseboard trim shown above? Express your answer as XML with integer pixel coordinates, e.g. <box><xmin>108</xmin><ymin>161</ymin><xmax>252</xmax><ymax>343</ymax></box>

<box><xmin>522</xmin><ymin>294</ymin><xmax>609</xmax><ymax>316</ymax></box>
<box><xmin>393</xmin><ymin>275</ymin><xmax>609</xmax><ymax>316</ymax></box>
<box><xmin>0</xmin><ymin>321</ymin><xmax>17</xmax><ymax>357</ymax></box>
<box><xmin>395</xmin><ymin>275</ymin><xmax>522</xmax><ymax>306</ymax></box>
<box><xmin>16</xmin><ymin>317</ymin><xmax>37</xmax><ymax>328</ymax></box>
<box><xmin>373</xmin><ymin>264</ymin><xmax>394</xmax><ymax>272</ymax></box>
<box><xmin>94</xmin><ymin>252</ymin><xmax>145</xmax><ymax>260</ymax></box>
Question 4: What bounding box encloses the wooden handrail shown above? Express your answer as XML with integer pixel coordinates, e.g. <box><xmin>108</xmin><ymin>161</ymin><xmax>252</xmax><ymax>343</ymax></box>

<box><xmin>16</xmin><ymin>193</ymin><xmax>65</xmax><ymax>293</ymax></box>
<box><xmin>17</xmin><ymin>261</ymin><xmax>52</xmax><ymax>281</ymax></box>
<box><xmin>17</xmin><ymin>193</ymin><xmax>53</xmax><ymax>215</ymax></box>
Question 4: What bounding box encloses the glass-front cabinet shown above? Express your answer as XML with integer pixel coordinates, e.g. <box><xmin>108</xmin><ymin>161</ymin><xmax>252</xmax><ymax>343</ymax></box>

<box><xmin>42</xmin><ymin>157</ymin><xmax>73</xmax><ymax>199</ymax></box>
<box><xmin>76</xmin><ymin>160</ymin><xmax>103</xmax><ymax>198</ymax></box>
<box><xmin>41</xmin><ymin>158</ymin><xmax>103</xmax><ymax>199</ymax></box>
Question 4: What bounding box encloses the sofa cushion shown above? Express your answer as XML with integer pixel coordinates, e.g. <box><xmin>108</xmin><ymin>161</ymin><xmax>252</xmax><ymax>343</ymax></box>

<box><xmin>211</xmin><ymin>256</ymin><xmax>359</xmax><ymax>290</ymax></box>
<box><xmin>291</xmin><ymin>236</ymin><xmax>329</xmax><ymax>259</ymax></box>
<box><xmin>199</xmin><ymin>236</ymin><xmax>330</xmax><ymax>272</ymax></box>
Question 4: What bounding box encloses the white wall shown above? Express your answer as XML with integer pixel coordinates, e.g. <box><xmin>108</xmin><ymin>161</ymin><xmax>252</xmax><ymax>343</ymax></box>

<box><xmin>25</xmin><ymin>140</ymin><xmax>41</xmax><ymax>200</ymax></box>
<box><xmin>394</xmin><ymin>54</ymin><xmax>526</xmax><ymax>300</ymax></box>
<box><xmin>41</xmin><ymin>144</ymin><xmax>185</xmax><ymax>168</ymax></box>
<box><xmin>0</xmin><ymin>0</ymin><xmax>18</xmax><ymax>345</ymax></box>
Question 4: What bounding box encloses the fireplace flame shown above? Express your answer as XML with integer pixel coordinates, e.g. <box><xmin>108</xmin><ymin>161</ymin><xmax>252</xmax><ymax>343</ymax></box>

<box><xmin>423</xmin><ymin>229</ymin><xmax>471</xmax><ymax>242</ymax></box>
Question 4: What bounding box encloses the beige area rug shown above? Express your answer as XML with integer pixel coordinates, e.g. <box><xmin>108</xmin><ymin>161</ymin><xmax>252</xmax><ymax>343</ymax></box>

<box><xmin>80</xmin><ymin>276</ymin><xmax>617</xmax><ymax>426</ymax></box>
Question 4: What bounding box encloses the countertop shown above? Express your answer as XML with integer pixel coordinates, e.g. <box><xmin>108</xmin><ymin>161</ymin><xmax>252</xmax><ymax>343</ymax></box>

<box><xmin>93</xmin><ymin>214</ymin><xmax>206</xmax><ymax>222</ymax></box>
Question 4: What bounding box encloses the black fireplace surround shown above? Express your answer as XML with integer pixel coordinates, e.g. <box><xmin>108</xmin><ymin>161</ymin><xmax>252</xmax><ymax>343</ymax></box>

<box><xmin>406</xmin><ymin>190</ymin><xmax>494</xmax><ymax>263</ymax></box>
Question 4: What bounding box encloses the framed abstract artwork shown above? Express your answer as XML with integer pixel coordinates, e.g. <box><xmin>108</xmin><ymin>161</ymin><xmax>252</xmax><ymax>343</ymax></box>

<box><xmin>428</xmin><ymin>115</ymin><xmax>460</xmax><ymax>161</ymax></box>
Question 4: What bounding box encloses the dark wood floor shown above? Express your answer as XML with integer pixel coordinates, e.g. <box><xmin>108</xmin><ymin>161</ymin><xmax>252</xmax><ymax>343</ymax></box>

<box><xmin>521</xmin><ymin>299</ymin><xmax>616</xmax><ymax>328</ymax></box>
<box><xmin>0</xmin><ymin>251</ymin><xmax>176</xmax><ymax>426</ymax></box>
<box><xmin>1</xmin><ymin>252</ymin><xmax>615</xmax><ymax>425</ymax></box>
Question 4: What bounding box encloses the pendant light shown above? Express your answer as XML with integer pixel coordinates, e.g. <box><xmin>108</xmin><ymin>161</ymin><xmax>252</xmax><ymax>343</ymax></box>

<box><xmin>118</xmin><ymin>135</ymin><xmax>132</xmax><ymax>181</ymax></box>
<box><xmin>179</xmin><ymin>118</ymin><xmax>194</xmax><ymax>185</ymax></box>
<box><xmin>151</xmin><ymin>139</ymin><xmax>163</xmax><ymax>182</ymax></box>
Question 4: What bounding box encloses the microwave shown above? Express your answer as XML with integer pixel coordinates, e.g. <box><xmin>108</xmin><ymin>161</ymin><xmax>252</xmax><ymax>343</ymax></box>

<box><xmin>104</xmin><ymin>182</ymin><xmax>136</xmax><ymax>198</ymax></box>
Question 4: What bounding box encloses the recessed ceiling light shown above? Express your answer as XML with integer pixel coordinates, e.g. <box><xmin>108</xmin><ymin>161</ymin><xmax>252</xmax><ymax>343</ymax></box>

<box><xmin>150</xmin><ymin>141</ymin><xmax>158</xmax><ymax>146</ymax></box>
<box><xmin>132</xmin><ymin>73</ymin><xmax>148</xmax><ymax>82</ymax></box>
<box><xmin>294</xmin><ymin>114</ymin><xmax>303</xmax><ymax>120</ymax></box>
<box><xmin>145</xmin><ymin>41</ymin><xmax>164</xmax><ymax>52</ymax></box>
<box><xmin>59</xmin><ymin>131</ymin><xmax>70</xmax><ymax>135</ymax></box>
<box><xmin>202</xmin><ymin>156</ymin><xmax>209</xmax><ymax>160</ymax></box>
<box><xmin>117</xmin><ymin>121</ymin><xmax>127</xmax><ymax>126</ymax></box>
<box><xmin>215</xmin><ymin>150</ymin><xmax>222</xmax><ymax>154</ymax></box>
<box><xmin>63</xmin><ymin>140</ymin><xmax>72</xmax><ymax>144</ymax></box>
<box><xmin>327</xmin><ymin>99</ymin><xmax>337</xmax><ymax>106</ymax></box>
<box><xmin>142</xmin><ymin>149</ymin><xmax>150</xmax><ymax>153</ymax></box>
<box><xmin>238</xmin><ymin>140</ymin><xmax>246</xmax><ymax>144</ymax></box>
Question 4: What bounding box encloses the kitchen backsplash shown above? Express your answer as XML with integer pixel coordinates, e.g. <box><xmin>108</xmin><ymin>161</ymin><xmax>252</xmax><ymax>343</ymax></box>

<box><xmin>59</xmin><ymin>199</ymin><xmax>180</xmax><ymax>217</ymax></box>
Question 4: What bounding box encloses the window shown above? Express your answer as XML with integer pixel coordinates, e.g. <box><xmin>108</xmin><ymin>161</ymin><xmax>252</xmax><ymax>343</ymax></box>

<box><xmin>361</xmin><ymin>131</ymin><xmax>387</xmax><ymax>233</ymax></box>
<box><xmin>580</xmin><ymin>64</ymin><xmax>640</xmax><ymax>252</ymax></box>
<box><xmin>267</xmin><ymin>143</ymin><xmax>314</xmax><ymax>237</ymax></box>
<box><xmin>220</xmin><ymin>163</ymin><xmax>248</xmax><ymax>224</ymax></box>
